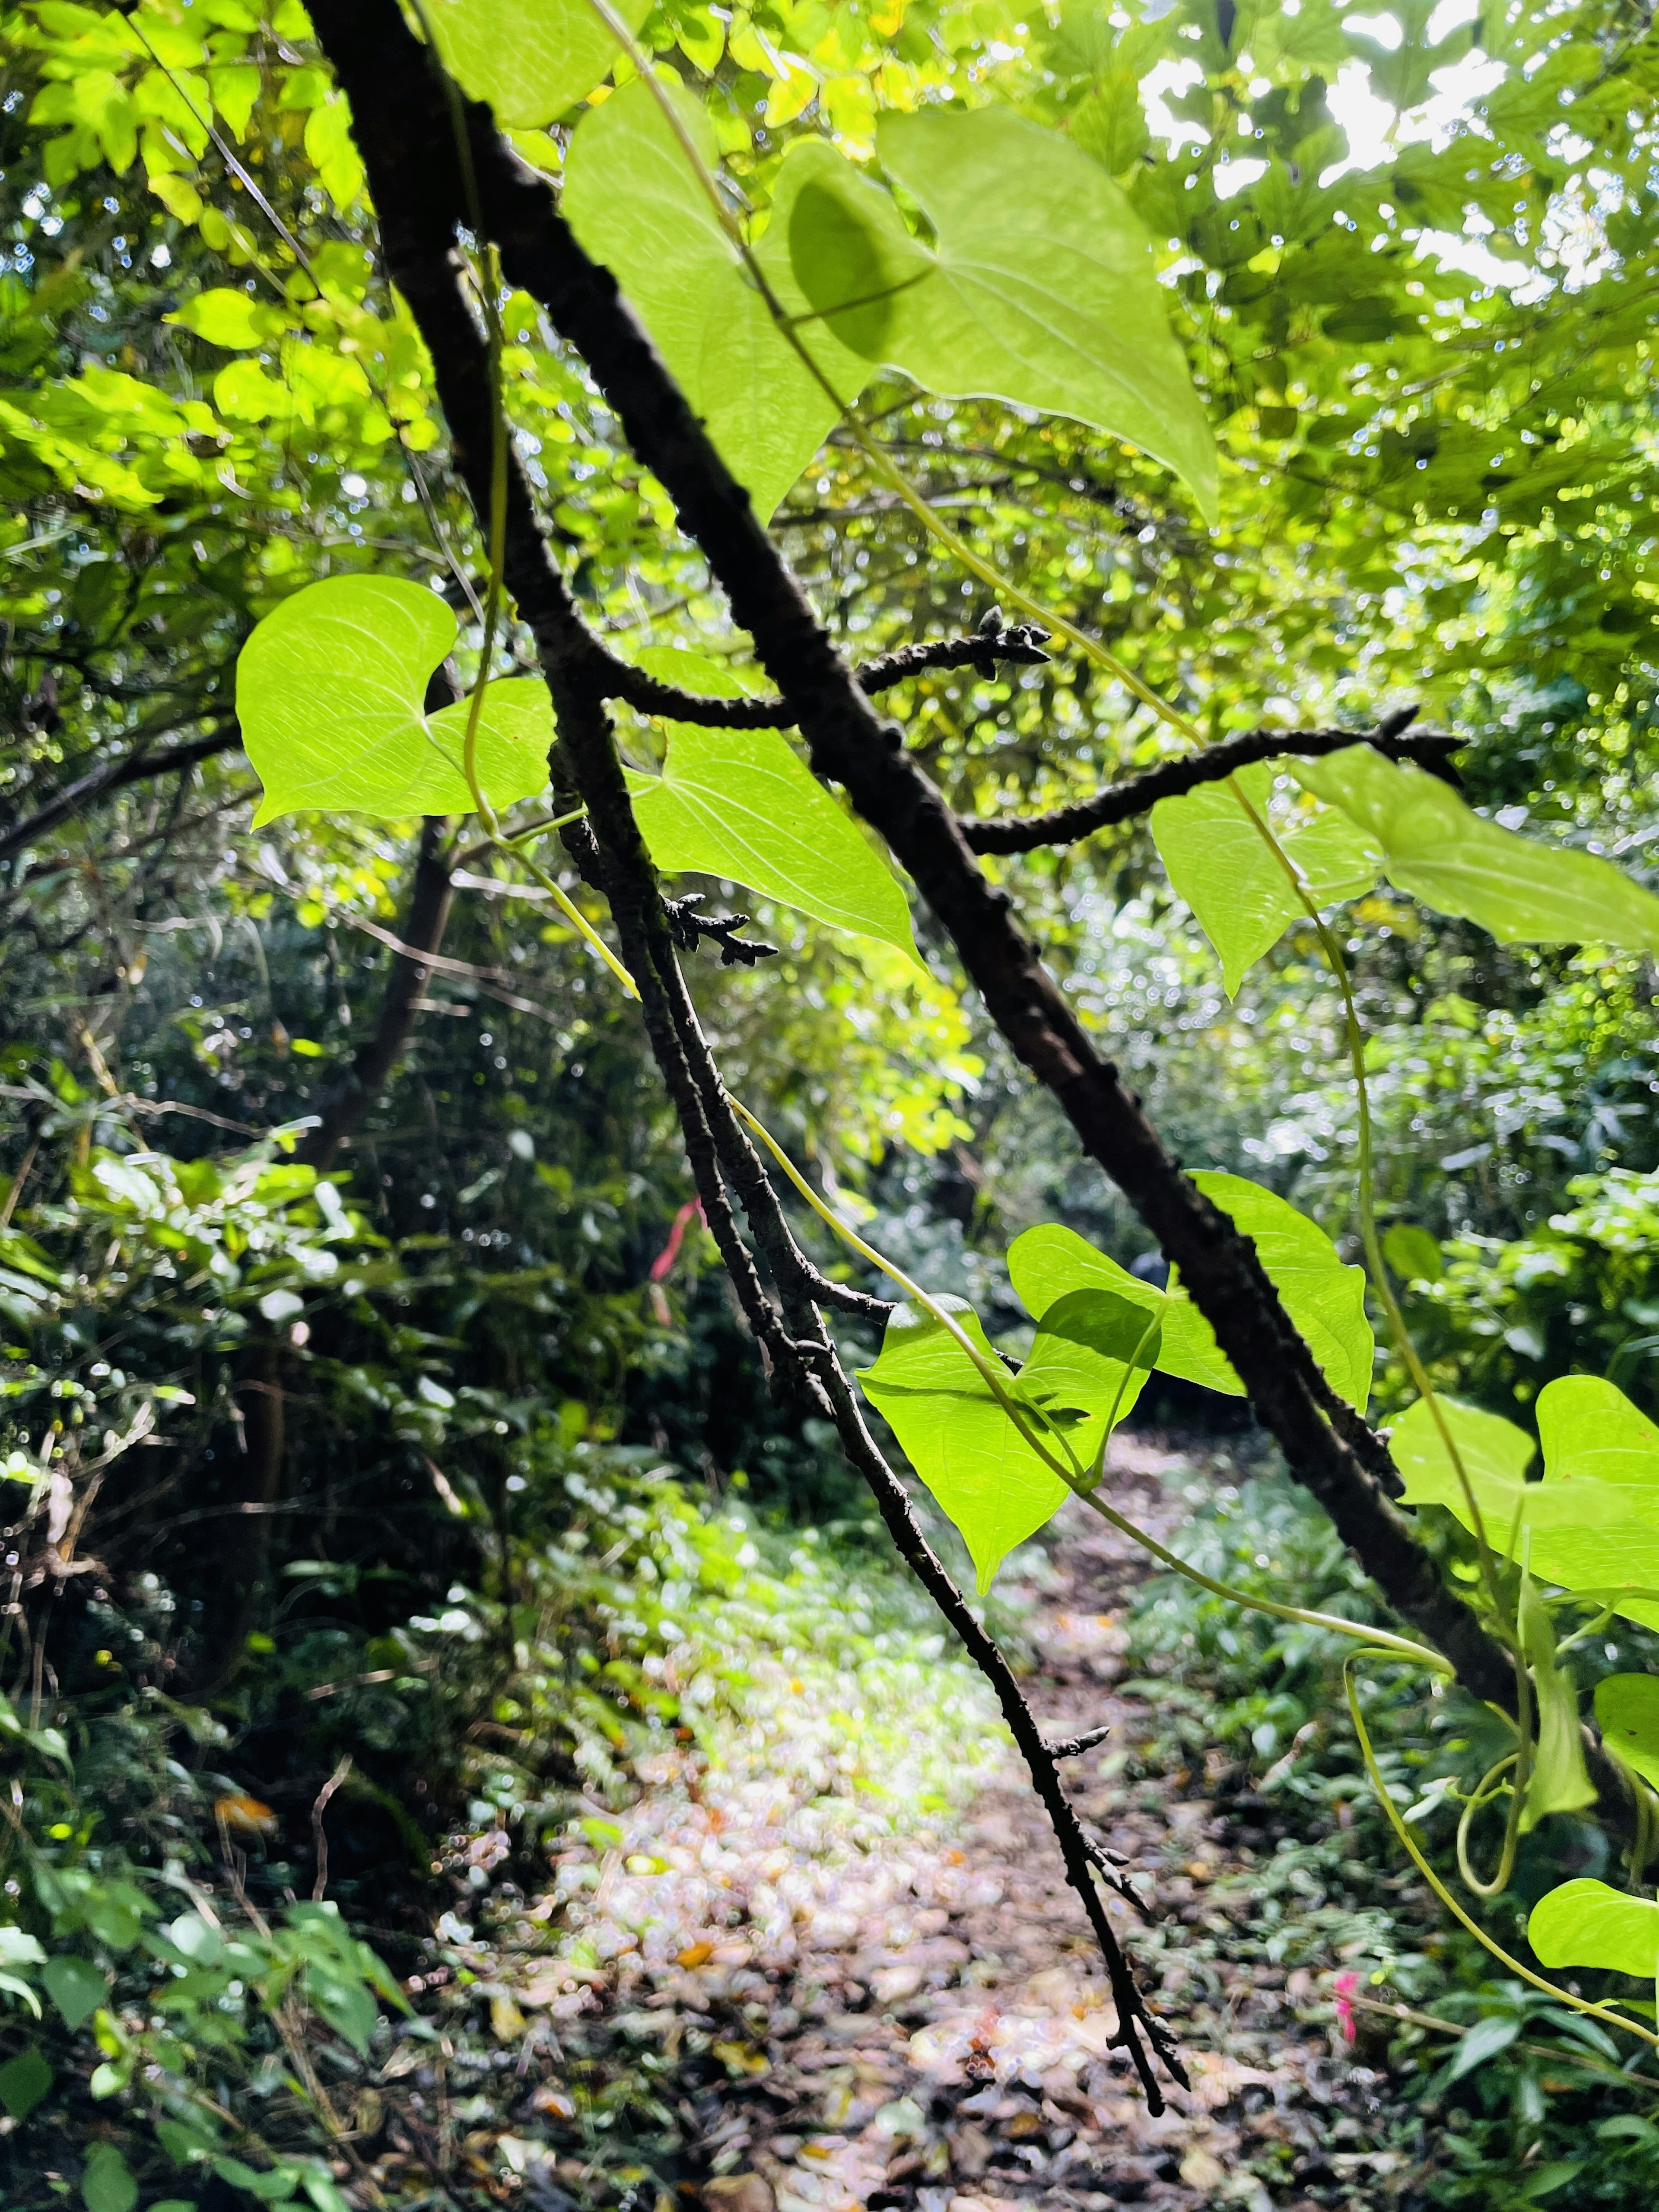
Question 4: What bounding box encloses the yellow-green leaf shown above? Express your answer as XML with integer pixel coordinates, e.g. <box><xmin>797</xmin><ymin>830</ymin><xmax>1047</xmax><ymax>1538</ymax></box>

<box><xmin>237</xmin><ymin>576</ymin><xmax>553</xmax><ymax>825</ymax></box>
<box><xmin>626</xmin><ymin>648</ymin><xmax>918</xmax><ymax>958</ymax></box>
<box><xmin>1529</xmin><ymin>1878</ymin><xmax>1659</xmax><ymax>1978</ymax></box>
<box><xmin>858</xmin><ymin>1288</ymin><xmax>1157</xmax><ymax>1591</ymax></box>
<box><xmin>423</xmin><ymin>0</ymin><xmax>648</xmax><ymax>128</ymax></box>
<box><xmin>1293</xmin><ymin>747</ymin><xmax>1659</xmax><ymax>951</ymax></box>
<box><xmin>1150</xmin><ymin>761</ymin><xmax>1380</xmax><ymax>994</ymax></box>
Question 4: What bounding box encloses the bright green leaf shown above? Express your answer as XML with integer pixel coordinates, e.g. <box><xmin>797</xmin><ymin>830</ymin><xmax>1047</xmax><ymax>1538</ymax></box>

<box><xmin>564</xmin><ymin>82</ymin><xmax>863</xmax><ymax>520</ymax></box>
<box><xmin>423</xmin><ymin>0</ymin><xmax>648</xmax><ymax>127</ymax></box>
<box><xmin>1529</xmin><ymin>1379</ymin><xmax>1659</xmax><ymax>1630</ymax></box>
<box><xmin>1150</xmin><ymin>761</ymin><xmax>1379</xmax><ymax>992</ymax></box>
<box><xmin>858</xmin><ymin>1288</ymin><xmax>1157</xmax><ymax>1590</ymax></box>
<box><xmin>166</xmin><ymin>287</ymin><xmax>291</xmax><ymax>348</ymax></box>
<box><xmin>1539</xmin><ymin>1375</ymin><xmax>1659</xmax><ymax>1486</ymax></box>
<box><xmin>626</xmin><ymin>648</ymin><xmax>918</xmax><ymax>959</ymax></box>
<box><xmin>41</xmin><ymin>1953</ymin><xmax>105</xmax><ymax>2031</ymax></box>
<box><xmin>1528</xmin><ymin>1878</ymin><xmax>1659</xmax><ymax>1978</ymax></box>
<box><xmin>1007</xmin><ymin>1171</ymin><xmax>1372</xmax><ymax>1410</ymax></box>
<box><xmin>1593</xmin><ymin>1675</ymin><xmax>1659</xmax><ymax>1794</ymax></box>
<box><xmin>1188</xmin><ymin>1171</ymin><xmax>1373</xmax><ymax>1410</ymax></box>
<box><xmin>1392</xmin><ymin>1394</ymin><xmax>1536</xmax><ymax>1521</ymax></box>
<box><xmin>237</xmin><ymin>576</ymin><xmax>553</xmax><ymax>824</ymax></box>
<box><xmin>788</xmin><ymin>109</ymin><xmax>1218</xmax><ymax>521</ymax></box>
<box><xmin>1293</xmin><ymin>748</ymin><xmax>1659</xmax><ymax>951</ymax></box>
<box><xmin>1005</xmin><ymin>1225</ymin><xmax>1236</xmax><ymax>1395</ymax></box>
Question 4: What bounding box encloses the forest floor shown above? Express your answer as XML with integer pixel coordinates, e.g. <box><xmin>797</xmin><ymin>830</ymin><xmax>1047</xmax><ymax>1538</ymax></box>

<box><xmin>363</xmin><ymin>1443</ymin><xmax>1411</xmax><ymax>2212</ymax></box>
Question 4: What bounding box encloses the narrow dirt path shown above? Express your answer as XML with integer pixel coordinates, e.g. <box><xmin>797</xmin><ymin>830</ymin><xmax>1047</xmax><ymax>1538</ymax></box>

<box><xmin>378</xmin><ymin>1444</ymin><xmax>1400</xmax><ymax>2210</ymax></box>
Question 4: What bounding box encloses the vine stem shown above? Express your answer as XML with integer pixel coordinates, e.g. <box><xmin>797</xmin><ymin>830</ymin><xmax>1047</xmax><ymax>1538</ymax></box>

<box><xmin>1344</xmin><ymin>1653</ymin><xmax>1659</xmax><ymax>2052</ymax></box>
<box><xmin>732</xmin><ymin>1101</ymin><xmax>1448</xmax><ymax>1672</ymax></box>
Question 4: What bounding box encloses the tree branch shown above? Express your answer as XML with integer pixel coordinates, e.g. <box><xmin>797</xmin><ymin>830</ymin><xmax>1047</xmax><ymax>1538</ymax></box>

<box><xmin>601</xmin><ymin>621</ymin><xmax>1050</xmax><ymax>728</ymax></box>
<box><xmin>317</xmin><ymin>0</ymin><xmax>1183</xmax><ymax>2101</ymax></box>
<box><xmin>297</xmin><ymin>811</ymin><xmax>455</xmax><ymax>1173</ymax></box>
<box><xmin>0</xmin><ymin>723</ymin><xmax>243</xmax><ymax>867</ymax></box>
<box><xmin>963</xmin><ymin>719</ymin><xmax>1463</xmax><ymax>854</ymax></box>
<box><xmin>346</xmin><ymin>32</ymin><xmax>1519</xmax><ymax>1712</ymax></box>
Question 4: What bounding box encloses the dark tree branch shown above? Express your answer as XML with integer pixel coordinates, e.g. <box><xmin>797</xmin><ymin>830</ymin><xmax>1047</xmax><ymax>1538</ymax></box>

<box><xmin>297</xmin><ymin>811</ymin><xmax>455</xmax><ymax>1173</ymax></box>
<box><xmin>963</xmin><ymin>718</ymin><xmax>1463</xmax><ymax>854</ymax></box>
<box><xmin>357</xmin><ymin>29</ymin><xmax>1525</xmax><ymax>1721</ymax></box>
<box><xmin>664</xmin><ymin>890</ymin><xmax>779</xmax><ymax>968</ymax></box>
<box><xmin>317</xmin><ymin>0</ymin><xmax>1184</xmax><ymax>2102</ymax></box>
<box><xmin>1045</xmin><ymin>1721</ymin><xmax>1115</xmax><ymax>1761</ymax></box>
<box><xmin>601</xmin><ymin>622</ymin><xmax>1050</xmax><ymax>729</ymax></box>
<box><xmin>0</xmin><ymin>724</ymin><xmax>243</xmax><ymax>867</ymax></box>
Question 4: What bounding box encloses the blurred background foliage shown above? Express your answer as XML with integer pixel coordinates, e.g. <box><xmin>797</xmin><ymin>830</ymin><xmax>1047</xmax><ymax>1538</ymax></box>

<box><xmin>3</xmin><ymin>0</ymin><xmax>1659</xmax><ymax>2199</ymax></box>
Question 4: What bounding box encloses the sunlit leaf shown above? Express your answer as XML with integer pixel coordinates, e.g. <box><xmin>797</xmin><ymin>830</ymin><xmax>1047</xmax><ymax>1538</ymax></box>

<box><xmin>1528</xmin><ymin>1878</ymin><xmax>1659</xmax><ymax>1978</ymax></box>
<box><xmin>1150</xmin><ymin>761</ymin><xmax>1379</xmax><ymax>993</ymax></box>
<box><xmin>625</xmin><ymin>648</ymin><xmax>918</xmax><ymax>958</ymax></box>
<box><xmin>1531</xmin><ymin>1378</ymin><xmax>1659</xmax><ymax>1630</ymax></box>
<box><xmin>1005</xmin><ymin>1225</ymin><xmax>1236</xmax><ymax>1394</ymax></box>
<box><xmin>1593</xmin><ymin>1674</ymin><xmax>1659</xmax><ymax>1795</ymax></box>
<box><xmin>789</xmin><ymin>109</ymin><xmax>1219</xmax><ymax>521</ymax></box>
<box><xmin>1008</xmin><ymin>1171</ymin><xmax>1372</xmax><ymax>1410</ymax></box>
<box><xmin>1392</xmin><ymin>1394</ymin><xmax>1537</xmax><ymax>1522</ymax></box>
<box><xmin>563</xmin><ymin>83</ymin><xmax>864</xmax><ymax>520</ymax></box>
<box><xmin>858</xmin><ymin>1287</ymin><xmax>1158</xmax><ymax>1591</ymax></box>
<box><xmin>423</xmin><ymin>0</ymin><xmax>647</xmax><ymax>128</ymax></box>
<box><xmin>1293</xmin><ymin>747</ymin><xmax>1659</xmax><ymax>951</ymax></box>
<box><xmin>237</xmin><ymin>576</ymin><xmax>553</xmax><ymax>824</ymax></box>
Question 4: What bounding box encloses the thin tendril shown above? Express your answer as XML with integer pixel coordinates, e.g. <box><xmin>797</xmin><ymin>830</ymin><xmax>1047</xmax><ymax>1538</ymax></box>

<box><xmin>1345</xmin><ymin>1653</ymin><xmax>1659</xmax><ymax>2051</ymax></box>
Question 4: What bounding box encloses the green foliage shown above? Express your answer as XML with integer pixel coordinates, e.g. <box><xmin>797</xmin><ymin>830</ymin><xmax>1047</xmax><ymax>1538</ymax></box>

<box><xmin>1393</xmin><ymin>1380</ymin><xmax>1659</xmax><ymax>1630</ymax></box>
<box><xmin>563</xmin><ymin>77</ymin><xmax>857</xmax><ymax>520</ymax></box>
<box><xmin>1295</xmin><ymin>750</ymin><xmax>1659</xmax><ymax>953</ymax></box>
<box><xmin>1151</xmin><ymin>762</ymin><xmax>1379</xmax><ymax>995</ymax></box>
<box><xmin>238</xmin><ymin>576</ymin><xmax>553</xmax><ymax>823</ymax></box>
<box><xmin>859</xmin><ymin>1285</ymin><xmax>1156</xmax><ymax>1588</ymax></box>
<box><xmin>626</xmin><ymin>649</ymin><xmax>920</xmax><ymax>957</ymax></box>
<box><xmin>788</xmin><ymin>107</ymin><xmax>1218</xmax><ymax>518</ymax></box>
<box><xmin>423</xmin><ymin>0</ymin><xmax>646</xmax><ymax>129</ymax></box>
<box><xmin>1592</xmin><ymin>1672</ymin><xmax>1659</xmax><ymax>1794</ymax></box>
<box><xmin>1009</xmin><ymin>1169</ymin><xmax>1373</xmax><ymax>1409</ymax></box>
<box><xmin>1528</xmin><ymin>1880</ymin><xmax>1659</xmax><ymax>1981</ymax></box>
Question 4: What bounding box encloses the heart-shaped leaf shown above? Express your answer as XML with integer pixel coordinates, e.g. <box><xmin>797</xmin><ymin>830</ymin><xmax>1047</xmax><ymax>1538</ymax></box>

<box><xmin>1528</xmin><ymin>1376</ymin><xmax>1659</xmax><ymax>1627</ymax></box>
<box><xmin>1293</xmin><ymin>747</ymin><xmax>1659</xmax><ymax>950</ymax></box>
<box><xmin>563</xmin><ymin>82</ymin><xmax>868</xmax><ymax>521</ymax></box>
<box><xmin>238</xmin><ymin>576</ymin><xmax>554</xmax><ymax>825</ymax></box>
<box><xmin>422</xmin><ymin>0</ymin><xmax>648</xmax><ymax>129</ymax></box>
<box><xmin>858</xmin><ymin>1287</ymin><xmax>1158</xmax><ymax>1590</ymax></box>
<box><xmin>625</xmin><ymin>648</ymin><xmax>918</xmax><ymax>959</ymax></box>
<box><xmin>1395</xmin><ymin>1386</ymin><xmax>1659</xmax><ymax>1621</ymax></box>
<box><xmin>1007</xmin><ymin>1171</ymin><xmax>1372</xmax><ymax>1411</ymax></box>
<box><xmin>1528</xmin><ymin>1878</ymin><xmax>1659</xmax><ymax>1978</ymax></box>
<box><xmin>1151</xmin><ymin>761</ymin><xmax>1380</xmax><ymax>994</ymax></box>
<box><xmin>789</xmin><ymin>108</ymin><xmax>1219</xmax><ymax>521</ymax></box>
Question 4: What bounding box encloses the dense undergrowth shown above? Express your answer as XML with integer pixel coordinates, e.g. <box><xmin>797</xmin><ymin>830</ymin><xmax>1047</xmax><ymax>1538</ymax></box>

<box><xmin>1125</xmin><ymin>1463</ymin><xmax>1659</xmax><ymax>2208</ymax></box>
